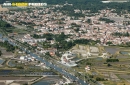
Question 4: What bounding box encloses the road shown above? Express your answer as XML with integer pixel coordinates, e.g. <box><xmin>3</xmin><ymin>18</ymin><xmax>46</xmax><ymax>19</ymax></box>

<box><xmin>0</xmin><ymin>34</ymin><xmax>90</xmax><ymax>85</ymax></box>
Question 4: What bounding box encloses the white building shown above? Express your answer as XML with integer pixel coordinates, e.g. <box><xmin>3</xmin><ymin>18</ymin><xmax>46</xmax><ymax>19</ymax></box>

<box><xmin>20</xmin><ymin>56</ymin><xmax>25</xmax><ymax>60</ymax></box>
<box><xmin>61</xmin><ymin>51</ymin><xmax>77</xmax><ymax>67</ymax></box>
<box><xmin>85</xmin><ymin>65</ymin><xmax>90</xmax><ymax>72</ymax></box>
<box><xmin>62</xmin><ymin>51</ymin><xmax>76</xmax><ymax>60</ymax></box>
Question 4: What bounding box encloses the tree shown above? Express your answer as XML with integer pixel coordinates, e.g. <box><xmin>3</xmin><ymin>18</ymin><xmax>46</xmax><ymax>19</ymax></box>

<box><xmin>99</xmin><ymin>18</ymin><xmax>115</xmax><ymax>23</ymax></box>
<box><xmin>106</xmin><ymin>41</ymin><xmax>112</xmax><ymax>45</ymax></box>
<box><xmin>23</xmin><ymin>83</ymin><xmax>28</xmax><ymax>85</ymax></box>
<box><xmin>38</xmin><ymin>61</ymin><xmax>40</xmax><ymax>63</ymax></box>
<box><xmin>17</xmin><ymin>66</ymin><xmax>24</xmax><ymax>69</ymax></box>
<box><xmin>0</xmin><ymin>41</ymin><xmax>15</xmax><ymax>52</ymax></box>
<box><xmin>86</xmin><ymin>19</ymin><xmax>91</xmax><ymax>24</ymax></box>
<box><xmin>107</xmin><ymin>63</ymin><xmax>111</xmax><ymax>67</ymax></box>
<box><xmin>96</xmin><ymin>77</ymin><xmax>105</xmax><ymax>81</ymax></box>
<box><xmin>74</xmin><ymin>28</ymin><xmax>79</xmax><ymax>32</ymax></box>
<box><xmin>106</xmin><ymin>59</ymin><xmax>119</xmax><ymax>62</ymax></box>
<box><xmin>45</xmin><ymin>52</ymin><xmax>51</xmax><ymax>56</ymax></box>
<box><xmin>0</xmin><ymin>50</ymin><xmax>2</xmax><ymax>56</ymax></box>
<box><xmin>55</xmin><ymin>32</ymin><xmax>67</xmax><ymax>42</ymax></box>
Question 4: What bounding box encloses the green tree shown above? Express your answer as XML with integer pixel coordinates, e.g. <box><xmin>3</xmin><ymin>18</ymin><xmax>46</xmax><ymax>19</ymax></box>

<box><xmin>55</xmin><ymin>32</ymin><xmax>67</xmax><ymax>42</ymax></box>
<box><xmin>45</xmin><ymin>52</ymin><xmax>51</xmax><ymax>56</ymax></box>
<box><xmin>86</xmin><ymin>19</ymin><xmax>91</xmax><ymax>24</ymax></box>
<box><xmin>23</xmin><ymin>83</ymin><xmax>28</xmax><ymax>85</ymax></box>
<box><xmin>106</xmin><ymin>41</ymin><xmax>113</xmax><ymax>45</ymax></box>
<box><xmin>0</xmin><ymin>50</ymin><xmax>2</xmax><ymax>56</ymax></box>
<box><xmin>99</xmin><ymin>18</ymin><xmax>115</xmax><ymax>23</ymax></box>
<box><xmin>107</xmin><ymin>63</ymin><xmax>112</xmax><ymax>67</ymax></box>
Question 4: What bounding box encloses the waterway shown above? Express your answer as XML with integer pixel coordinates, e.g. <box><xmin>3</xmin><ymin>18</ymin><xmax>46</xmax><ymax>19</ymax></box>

<box><xmin>120</xmin><ymin>51</ymin><xmax>129</xmax><ymax>55</ymax></box>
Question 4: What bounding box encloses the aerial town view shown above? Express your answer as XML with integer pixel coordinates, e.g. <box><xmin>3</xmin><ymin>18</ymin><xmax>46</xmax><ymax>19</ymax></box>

<box><xmin>0</xmin><ymin>0</ymin><xmax>130</xmax><ymax>85</ymax></box>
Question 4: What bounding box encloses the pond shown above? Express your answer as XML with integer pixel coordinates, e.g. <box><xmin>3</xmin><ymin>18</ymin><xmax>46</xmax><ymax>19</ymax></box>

<box><xmin>117</xmin><ymin>55</ymin><xmax>129</xmax><ymax>59</ymax></box>
<box><xmin>0</xmin><ymin>59</ymin><xmax>5</xmax><ymax>65</ymax></box>
<box><xmin>105</xmin><ymin>47</ymin><xmax>119</xmax><ymax>54</ymax></box>
<box><xmin>8</xmin><ymin>61</ymin><xmax>16</xmax><ymax>67</ymax></box>
<box><xmin>0</xmin><ymin>70</ymin><xmax>12</xmax><ymax>75</ymax></box>
<box><xmin>120</xmin><ymin>51</ymin><xmax>129</xmax><ymax>55</ymax></box>
<box><xmin>72</xmin><ymin>57</ymin><xmax>80</xmax><ymax>61</ymax></box>
<box><xmin>96</xmin><ymin>57</ymin><xmax>103</xmax><ymax>61</ymax></box>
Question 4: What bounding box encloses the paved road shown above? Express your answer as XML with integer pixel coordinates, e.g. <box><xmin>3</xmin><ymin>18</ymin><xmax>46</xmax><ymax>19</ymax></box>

<box><xmin>0</xmin><ymin>34</ymin><xmax>89</xmax><ymax>85</ymax></box>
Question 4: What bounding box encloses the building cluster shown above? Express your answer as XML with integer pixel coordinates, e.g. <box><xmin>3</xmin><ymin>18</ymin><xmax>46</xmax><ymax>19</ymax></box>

<box><xmin>1</xmin><ymin>4</ymin><xmax>130</xmax><ymax>46</ymax></box>
<box><xmin>36</xmin><ymin>46</ymin><xmax>57</xmax><ymax>56</ymax></box>
<box><xmin>19</xmin><ymin>55</ymin><xmax>36</xmax><ymax>62</ymax></box>
<box><xmin>21</xmin><ymin>34</ymin><xmax>46</xmax><ymax>46</ymax></box>
<box><xmin>18</xmin><ymin>54</ymin><xmax>48</xmax><ymax>69</ymax></box>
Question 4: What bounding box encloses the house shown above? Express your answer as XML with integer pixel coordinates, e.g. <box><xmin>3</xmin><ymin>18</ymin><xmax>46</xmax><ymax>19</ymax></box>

<box><xmin>85</xmin><ymin>65</ymin><xmax>90</xmax><ymax>72</ymax></box>
<box><xmin>20</xmin><ymin>56</ymin><xmax>25</xmax><ymax>60</ymax></box>
<box><xmin>49</xmin><ymin>51</ymin><xmax>55</xmax><ymax>56</ymax></box>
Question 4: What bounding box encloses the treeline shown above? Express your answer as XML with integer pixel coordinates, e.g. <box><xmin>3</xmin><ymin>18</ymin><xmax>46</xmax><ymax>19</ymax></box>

<box><xmin>112</xmin><ymin>32</ymin><xmax>130</xmax><ymax>37</ymax></box>
<box><xmin>74</xmin><ymin>39</ymin><xmax>100</xmax><ymax>45</ymax></box>
<box><xmin>106</xmin><ymin>59</ymin><xmax>119</xmax><ymax>62</ymax></box>
<box><xmin>54</xmin><ymin>39</ymin><xmax>100</xmax><ymax>50</ymax></box>
<box><xmin>53</xmin><ymin>32</ymin><xmax>74</xmax><ymax>50</ymax></box>
<box><xmin>99</xmin><ymin>18</ymin><xmax>115</xmax><ymax>23</ymax></box>
<box><xmin>0</xmin><ymin>20</ymin><xmax>11</xmax><ymax>28</ymax></box>
<box><xmin>0</xmin><ymin>41</ymin><xmax>15</xmax><ymax>52</ymax></box>
<box><xmin>32</xmin><ymin>33</ymin><xmax>100</xmax><ymax>45</ymax></box>
<box><xmin>96</xmin><ymin>77</ymin><xmax>106</xmax><ymax>81</ymax></box>
<box><xmin>55</xmin><ymin>32</ymin><xmax>68</xmax><ymax>42</ymax></box>
<box><xmin>32</xmin><ymin>33</ymin><xmax>53</xmax><ymax>40</ymax></box>
<box><xmin>32</xmin><ymin>33</ymin><xmax>99</xmax><ymax>50</ymax></box>
<box><xmin>0</xmin><ymin>50</ymin><xmax>2</xmax><ymax>56</ymax></box>
<box><xmin>32</xmin><ymin>32</ymin><xmax>69</xmax><ymax>41</ymax></box>
<box><xmin>0</xmin><ymin>20</ymin><xmax>14</xmax><ymax>33</ymax></box>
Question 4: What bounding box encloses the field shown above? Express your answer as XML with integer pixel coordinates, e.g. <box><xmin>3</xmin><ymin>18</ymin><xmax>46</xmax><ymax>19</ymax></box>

<box><xmin>0</xmin><ymin>76</ymin><xmax>38</xmax><ymax>85</ymax></box>
<box><xmin>0</xmin><ymin>47</ymin><xmax>13</xmax><ymax>58</ymax></box>
<box><xmin>71</xmin><ymin>45</ymin><xmax>130</xmax><ymax>85</ymax></box>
